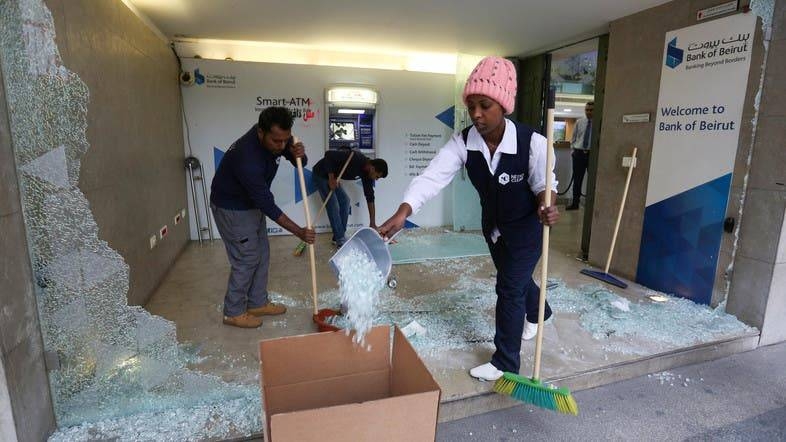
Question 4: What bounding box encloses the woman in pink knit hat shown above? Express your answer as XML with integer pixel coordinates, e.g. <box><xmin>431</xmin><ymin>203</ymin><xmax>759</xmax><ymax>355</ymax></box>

<box><xmin>379</xmin><ymin>56</ymin><xmax>560</xmax><ymax>381</ymax></box>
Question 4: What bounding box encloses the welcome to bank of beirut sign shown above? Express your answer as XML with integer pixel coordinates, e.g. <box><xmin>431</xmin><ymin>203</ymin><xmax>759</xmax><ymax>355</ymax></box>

<box><xmin>637</xmin><ymin>13</ymin><xmax>756</xmax><ymax>305</ymax></box>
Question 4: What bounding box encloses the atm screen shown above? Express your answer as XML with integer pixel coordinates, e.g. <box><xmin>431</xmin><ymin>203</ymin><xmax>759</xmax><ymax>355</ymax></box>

<box><xmin>330</xmin><ymin>122</ymin><xmax>356</xmax><ymax>141</ymax></box>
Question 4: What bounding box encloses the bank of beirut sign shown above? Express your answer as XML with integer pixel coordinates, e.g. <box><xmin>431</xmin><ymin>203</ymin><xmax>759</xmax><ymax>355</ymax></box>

<box><xmin>666</xmin><ymin>31</ymin><xmax>751</xmax><ymax>71</ymax></box>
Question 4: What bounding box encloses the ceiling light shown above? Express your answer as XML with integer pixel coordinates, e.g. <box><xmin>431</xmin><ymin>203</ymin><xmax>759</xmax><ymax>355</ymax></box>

<box><xmin>337</xmin><ymin>109</ymin><xmax>365</xmax><ymax>114</ymax></box>
<box><xmin>563</xmin><ymin>109</ymin><xmax>572</xmax><ymax>112</ymax></box>
<box><xmin>173</xmin><ymin>39</ymin><xmax>460</xmax><ymax>74</ymax></box>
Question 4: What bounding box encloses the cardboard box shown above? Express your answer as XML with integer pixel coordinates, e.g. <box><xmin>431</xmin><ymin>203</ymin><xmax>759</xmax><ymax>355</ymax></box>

<box><xmin>259</xmin><ymin>325</ymin><xmax>441</xmax><ymax>442</ymax></box>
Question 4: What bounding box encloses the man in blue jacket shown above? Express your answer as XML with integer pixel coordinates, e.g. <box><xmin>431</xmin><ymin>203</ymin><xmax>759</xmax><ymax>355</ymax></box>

<box><xmin>211</xmin><ymin>107</ymin><xmax>315</xmax><ymax>328</ymax></box>
<box><xmin>311</xmin><ymin>149</ymin><xmax>388</xmax><ymax>247</ymax></box>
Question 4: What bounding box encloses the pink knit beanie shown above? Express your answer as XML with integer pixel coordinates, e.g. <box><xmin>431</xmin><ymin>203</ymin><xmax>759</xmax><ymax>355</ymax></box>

<box><xmin>462</xmin><ymin>56</ymin><xmax>517</xmax><ymax>115</ymax></box>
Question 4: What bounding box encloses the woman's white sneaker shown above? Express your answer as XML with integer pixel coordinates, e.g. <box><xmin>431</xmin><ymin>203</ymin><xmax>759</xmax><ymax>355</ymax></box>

<box><xmin>522</xmin><ymin>321</ymin><xmax>539</xmax><ymax>340</ymax></box>
<box><xmin>469</xmin><ymin>362</ymin><xmax>504</xmax><ymax>381</ymax></box>
<box><xmin>522</xmin><ymin>315</ymin><xmax>555</xmax><ymax>340</ymax></box>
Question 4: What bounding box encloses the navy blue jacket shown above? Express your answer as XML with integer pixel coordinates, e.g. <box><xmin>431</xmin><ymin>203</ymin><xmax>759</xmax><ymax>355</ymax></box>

<box><xmin>463</xmin><ymin>122</ymin><xmax>541</xmax><ymax>248</ymax></box>
<box><xmin>210</xmin><ymin>125</ymin><xmax>307</xmax><ymax>219</ymax></box>
<box><xmin>312</xmin><ymin>149</ymin><xmax>375</xmax><ymax>203</ymax></box>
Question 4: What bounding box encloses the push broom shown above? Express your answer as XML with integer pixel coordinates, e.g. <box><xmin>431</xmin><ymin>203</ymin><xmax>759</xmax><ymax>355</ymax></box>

<box><xmin>293</xmin><ymin>138</ymin><xmax>320</xmax><ymax>319</ymax></box>
<box><xmin>493</xmin><ymin>88</ymin><xmax>578</xmax><ymax>416</ymax></box>
<box><xmin>293</xmin><ymin>140</ymin><xmax>344</xmax><ymax>332</ymax></box>
<box><xmin>293</xmin><ymin>150</ymin><xmax>355</xmax><ymax>256</ymax></box>
<box><xmin>579</xmin><ymin>147</ymin><xmax>638</xmax><ymax>288</ymax></box>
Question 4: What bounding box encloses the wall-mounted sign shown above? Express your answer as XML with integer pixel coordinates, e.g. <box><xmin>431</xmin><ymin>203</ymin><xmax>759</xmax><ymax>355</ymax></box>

<box><xmin>180</xmin><ymin>59</ymin><xmax>452</xmax><ymax>239</ymax></box>
<box><xmin>403</xmin><ymin>132</ymin><xmax>442</xmax><ymax>177</ymax></box>
<box><xmin>637</xmin><ymin>13</ymin><xmax>755</xmax><ymax>305</ymax></box>
<box><xmin>326</xmin><ymin>87</ymin><xmax>378</xmax><ymax>105</ymax></box>
<box><xmin>622</xmin><ymin>113</ymin><xmax>651</xmax><ymax>123</ymax></box>
<box><xmin>697</xmin><ymin>1</ymin><xmax>738</xmax><ymax>21</ymax></box>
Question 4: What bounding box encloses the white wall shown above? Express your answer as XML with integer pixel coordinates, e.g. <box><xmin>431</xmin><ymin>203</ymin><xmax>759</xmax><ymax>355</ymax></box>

<box><xmin>180</xmin><ymin>59</ymin><xmax>455</xmax><ymax>238</ymax></box>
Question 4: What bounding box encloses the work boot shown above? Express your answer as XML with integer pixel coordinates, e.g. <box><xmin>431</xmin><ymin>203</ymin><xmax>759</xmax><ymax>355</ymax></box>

<box><xmin>223</xmin><ymin>312</ymin><xmax>263</xmax><ymax>328</ymax></box>
<box><xmin>247</xmin><ymin>302</ymin><xmax>287</xmax><ymax>316</ymax></box>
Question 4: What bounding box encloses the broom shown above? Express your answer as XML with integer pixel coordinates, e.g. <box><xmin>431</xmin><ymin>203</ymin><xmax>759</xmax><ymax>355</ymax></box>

<box><xmin>580</xmin><ymin>147</ymin><xmax>637</xmax><ymax>288</ymax></box>
<box><xmin>293</xmin><ymin>150</ymin><xmax>355</xmax><ymax>256</ymax></box>
<box><xmin>493</xmin><ymin>87</ymin><xmax>578</xmax><ymax>416</ymax></box>
<box><xmin>293</xmin><ymin>137</ymin><xmax>320</xmax><ymax>317</ymax></box>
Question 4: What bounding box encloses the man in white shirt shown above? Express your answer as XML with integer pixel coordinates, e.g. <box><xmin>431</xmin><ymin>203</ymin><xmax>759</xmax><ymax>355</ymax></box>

<box><xmin>567</xmin><ymin>101</ymin><xmax>593</xmax><ymax>210</ymax></box>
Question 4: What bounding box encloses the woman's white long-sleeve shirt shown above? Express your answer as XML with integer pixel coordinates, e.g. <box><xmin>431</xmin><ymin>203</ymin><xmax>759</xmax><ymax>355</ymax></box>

<box><xmin>402</xmin><ymin>119</ymin><xmax>557</xmax><ymax>241</ymax></box>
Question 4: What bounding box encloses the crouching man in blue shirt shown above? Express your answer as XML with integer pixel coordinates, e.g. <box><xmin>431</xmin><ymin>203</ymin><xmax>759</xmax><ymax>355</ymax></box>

<box><xmin>210</xmin><ymin>107</ymin><xmax>315</xmax><ymax>328</ymax></box>
<box><xmin>311</xmin><ymin>149</ymin><xmax>388</xmax><ymax>247</ymax></box>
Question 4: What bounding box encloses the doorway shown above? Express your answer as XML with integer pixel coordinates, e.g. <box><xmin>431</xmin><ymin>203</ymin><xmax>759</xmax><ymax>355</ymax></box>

<box><xmin>518</xmin><ymin>36</ymin><xmax>608</xmax><ymax>259</ymax></box>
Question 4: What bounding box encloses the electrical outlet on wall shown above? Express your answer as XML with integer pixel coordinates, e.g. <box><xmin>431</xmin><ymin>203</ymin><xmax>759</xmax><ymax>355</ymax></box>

<box><xmin>159</xmin><ymin>225</ymin><xmax>168</xmax><ymax>239</ymax></box>
<box><xmin>622</xmin><ymin>156</ymin><xmax>637</xmax><ymax>168</ymax></box>
<box><xmin>149</xmin><ymin>235</ymin><xmax>157</xmax><ymax>249</ymax></box>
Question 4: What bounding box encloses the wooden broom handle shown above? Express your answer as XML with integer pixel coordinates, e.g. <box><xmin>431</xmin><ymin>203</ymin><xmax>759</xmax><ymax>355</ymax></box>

<box><xmin>533</xmin><ymin>105</ymin><xmax>555</xmax><ymax>381</ymax></box>
<box><xmin>604</xmin><ymin>147</ymin><xmax>637</xmax><ymax>274</ymax></box>
<box><xmin>294</xmin><ymin>139</ymin><xmax>319</xmax><ymax>315</ymax></box>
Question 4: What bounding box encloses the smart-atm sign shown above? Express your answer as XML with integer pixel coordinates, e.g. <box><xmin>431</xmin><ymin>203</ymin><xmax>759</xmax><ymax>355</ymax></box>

<box><xmin>254</xmin><ymin>96</ymin><xmax>320</xmax><ymax>123</ymax></box>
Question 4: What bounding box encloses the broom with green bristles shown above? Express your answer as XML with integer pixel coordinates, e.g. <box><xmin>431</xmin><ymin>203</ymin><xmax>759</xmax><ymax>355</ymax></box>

<box><xmin>293</xmin><ymin>150</ymin><xmax>355</xmax><ymax>256</ymax></box>
<box><xmin>493</xmin><ymin>87</ymin><xmax>578</xmax><ymax>416</ymax></box>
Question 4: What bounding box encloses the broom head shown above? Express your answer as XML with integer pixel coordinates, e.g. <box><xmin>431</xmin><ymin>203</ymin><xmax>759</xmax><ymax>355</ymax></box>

<box><xmin>494</xmin><ymin>372</ymin><xmax>578</xmax><ymax>415</ymax></box>
<box><xmin>292</xmin><ymin>241</ymin><xmax>307</xmax><ymax>257</ymax></box>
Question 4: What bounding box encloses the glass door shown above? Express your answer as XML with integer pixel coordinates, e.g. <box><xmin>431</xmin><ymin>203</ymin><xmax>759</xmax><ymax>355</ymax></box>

<box><xmin>452</xmin><ymin>54</ymin><xmax>483</xmax><ymax>231</ymax></box>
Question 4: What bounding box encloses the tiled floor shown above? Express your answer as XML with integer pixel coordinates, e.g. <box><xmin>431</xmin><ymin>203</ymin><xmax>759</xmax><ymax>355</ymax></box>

<box><xmin>145</xmin><ymin>207</ymin><xmax>758</xmax><ymax>418</ymax></box>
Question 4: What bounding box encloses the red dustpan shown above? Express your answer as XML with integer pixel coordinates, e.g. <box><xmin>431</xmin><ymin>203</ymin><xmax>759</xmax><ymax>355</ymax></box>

<box><xmin>313</xmin><ymin>308</ymin><xmax>341</xmax><ymax>332</ymax></box>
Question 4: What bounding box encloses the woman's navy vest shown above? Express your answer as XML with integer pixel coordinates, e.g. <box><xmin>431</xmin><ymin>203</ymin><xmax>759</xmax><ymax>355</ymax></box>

<box><xmin>462</xmin><ymin>122</ymin><xmax>542</xmax><ymax>248</ymax></box>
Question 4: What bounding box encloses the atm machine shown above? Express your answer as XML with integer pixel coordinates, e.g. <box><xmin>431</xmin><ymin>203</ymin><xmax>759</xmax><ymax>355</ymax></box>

<box><xmin>325</xmin><ymin>86</ymin><xmax>378</xmax><ymax>156</ymax></box>
<box><xmin>324</xmin><ymin>86</ymin><xmax>395</xmax><ymax>285</ymax></box>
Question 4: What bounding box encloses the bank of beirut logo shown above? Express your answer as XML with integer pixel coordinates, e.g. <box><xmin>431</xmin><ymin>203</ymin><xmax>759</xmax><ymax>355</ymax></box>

<box><xmin>665</xmin><ymin>37</ymin><xmax>684</xmax><ymax>69</ymax></box>
<box><xmin>194</xmin><ymin>68</ymin><xmax>205</xmax><ymax>85</ymax></box>
<box><xmin>498</xmin><ymin>173</ymin><xmax>510</xmax><ymax>185</ymax></box>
